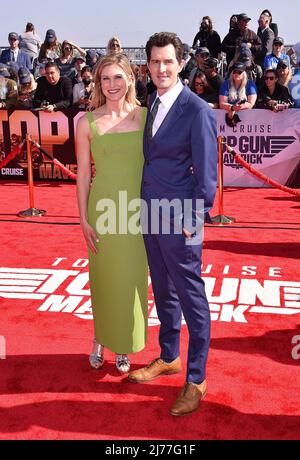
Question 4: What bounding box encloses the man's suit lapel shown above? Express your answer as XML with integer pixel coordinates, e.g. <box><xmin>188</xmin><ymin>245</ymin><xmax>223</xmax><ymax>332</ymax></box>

<box><xmin>151</xmin><ymin>86</ymin><xmax>190</xmax><ymax>145</ymax></box>
<box><xmin>144</xmin><ymin>86</ymin><xmax>190</xmax><ymax>155</ymax></box>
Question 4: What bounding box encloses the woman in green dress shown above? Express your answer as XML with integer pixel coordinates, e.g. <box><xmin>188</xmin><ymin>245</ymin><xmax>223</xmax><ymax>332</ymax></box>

<box><xmin>76</xmin><ymin>54</ymin><xmax>148</xmax><ymax>373</ymax></box>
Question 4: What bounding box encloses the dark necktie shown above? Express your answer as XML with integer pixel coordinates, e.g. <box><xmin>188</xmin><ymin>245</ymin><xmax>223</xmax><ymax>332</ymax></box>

<box><xmin>147</xmin><ymin>97</ymin><xmax>161</xmax><ymax>139</ymax></box>
<box><xmin>11</xmin><ymin>52</ymin><xmax>15</xmax><ymax>62</ymax></box>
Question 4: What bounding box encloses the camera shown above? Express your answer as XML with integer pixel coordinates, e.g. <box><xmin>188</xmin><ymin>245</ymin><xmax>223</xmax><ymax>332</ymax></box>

<box><xmin>276</xmin><ymin>103</ymin><xmax>288</xmax><ymax>111</ymax></box>
<box><xmin>41</xmin><ymin>100</ymin><xmax>49</xmax><ymax>108</ymax></box>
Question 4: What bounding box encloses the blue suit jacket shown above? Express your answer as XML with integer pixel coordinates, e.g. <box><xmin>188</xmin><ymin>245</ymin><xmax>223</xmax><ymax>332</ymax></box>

<box><xmin>142</xmin><ymin>85</ymin><xmax>217</xmax><ymax>217</ymax></box>
<box><xmin>0</xmin><ymin>48</ymin><xmax>32</xmax><ymax>70</ymax></box>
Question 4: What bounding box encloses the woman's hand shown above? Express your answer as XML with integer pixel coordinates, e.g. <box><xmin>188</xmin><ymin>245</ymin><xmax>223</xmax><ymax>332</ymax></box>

<box><xmin>81</xmin><ymin>221</ymin><xmax>99</xmax><ymax>254</ymax></box>
<box><xmin>267</xmin><ymin>100</ymin><xmax>278</xmax><ymax>111</ymax></box>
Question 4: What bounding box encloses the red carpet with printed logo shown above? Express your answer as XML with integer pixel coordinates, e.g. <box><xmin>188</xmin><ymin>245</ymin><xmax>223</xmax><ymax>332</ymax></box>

<box><xmin>0</xmin><ymin>181</ymin><xmax>299</xmax><ymax>440</ymax></box>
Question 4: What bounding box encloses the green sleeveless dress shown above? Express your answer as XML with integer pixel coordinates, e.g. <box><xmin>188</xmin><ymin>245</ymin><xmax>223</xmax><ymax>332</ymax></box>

<box><xmin>86</xmin><ymin>109</ymin><xmax>148</xmax><ymax>354</ymax></box>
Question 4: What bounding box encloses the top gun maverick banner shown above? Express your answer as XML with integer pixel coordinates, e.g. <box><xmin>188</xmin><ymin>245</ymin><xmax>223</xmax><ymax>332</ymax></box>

<box><xmin>0</xmin><ymin>108</ymin><xmax>299</xmax><ymax>187</ymax></box>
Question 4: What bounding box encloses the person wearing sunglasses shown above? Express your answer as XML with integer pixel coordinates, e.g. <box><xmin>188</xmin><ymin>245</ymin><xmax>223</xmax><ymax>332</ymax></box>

<box><xmin>192</xmin><ymin>16</ymin><xmax>221</xmax><ymax>59</ymax></box>
<box><xmin>219</xmin><ymin>61</ymin><xmax>257</xmax><ymax>114</ymax></box>
<box><xmin>55</xmin><ymin>40</ymin><xmax>86</xmax><ymax>79</ymax></box>
<box><xmin>276</xmin><ymin>59</ymin><xmax>292</xmax><ymax>87</ymax></box>
<box><xmin>107</xmin><ymin>36</ymin><xmax>123</xmax><ymax>55</ymax></box>
<box><xmin>256</xmin><ymin>68</ymin><xmax>294</xmax><ymax>111</ymax></box>
<box><xmin>258</xmin><ymin>9</ymin><xmax>278</xmax><ymax>39</ymax></box>
<box><xmin>190</xmin><ymin>69</ymin><xmax>219</xmax><ymax>108</ymax></box>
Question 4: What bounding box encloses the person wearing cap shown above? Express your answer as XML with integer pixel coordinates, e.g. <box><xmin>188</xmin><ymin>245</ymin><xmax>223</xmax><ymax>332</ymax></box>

<box><xmin>0</xmin><ymin>63</ymin><xmax>18</xmax><ymax>109</ymax></box>
<box><xmin>256</xmin><ymin>13</ymin><xmax>275</xmax><ymax>67</ymax></box>
<box><xmin>0</xmin><ymin>32</ymin><xmax>33</xmax><ymax>71</ymax></box>
<box><xmin>203</xmin><ymin>56</ymin><xmax>224</xmax><ymax>92</ymax></box>
<box><xmin>86</xmin><ymin>49</ymin><xmax>99</xmax><ymax>70</ymax></box>
<box><xmin>16</xmin><ymin>67</ymin><xmax>36</xmax><ymax>108</ymax></box>
<box><xmin>188</xmin><ymin>47</ymin><xmax>210</xmax><ymax>87</ymax></box>
<box><xmin>263</xmin><ymin>37</ymin><xmax>291</xmax><ymax>70</ymax></box>
<box><xmin>221</xmin><ymin>13</ymin><xmax>262</xmax><ymax>65</ymax></box>
<box><xmin>71</xmin><ymin>56</ymin><xmax>86</xmax><ymax>86</ymax></box>
<box><xmin>33</xmin><ymin>61</ymin><xmax>72</xmax><ymax>111</ymax></box>
<box><xmin>276</xmin><ymin>59</ymin><xmax>292</xmax><ymax>87</ymax></box>
<box><xmin>256</xmin><ymin>68</ymin><xmax>294</xmax><ymax>111</ymax></box>
<box><xmin>19</xmin><ymin>23</ymin><xmax>42</xmax><ymax>64</ymax></box>
<box><xmin>226</xmin><ymin>43</ymin><xmax>251</xmax><ymax>73</ymax></box>
<box><xmin>227</xmin><ymin>43</ymin><xmax>263</xmax><ymax>85</ymax></box>
<box><xmin>179</xmin><ymin>43</ymin><xmax>197</xmax><ymax>83</ymax></box>
<box><xmin>192</xmin><ymin>16</ymin><xmax>221</xmax><ymax>59</ymax></box>
<box><xmin>38</xmin><ymin>29</ymin><xmax>62</xmax><ymax>62</ymax></box>
<box><xmin>55</xmin><ymin>40</ymin><xmax>86</xmax><ymax>79</ymax></box>
<box><xmin>219</xmin><ymin>61</ymin><xmax>257</xmax><ymax>115</ymax></box>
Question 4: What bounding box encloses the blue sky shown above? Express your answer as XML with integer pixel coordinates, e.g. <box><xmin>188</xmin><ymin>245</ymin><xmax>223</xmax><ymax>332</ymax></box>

<box><xmin>1</xmin><ymin>0</ymin><xmax>298</xmax><ymax>48</ymax></box>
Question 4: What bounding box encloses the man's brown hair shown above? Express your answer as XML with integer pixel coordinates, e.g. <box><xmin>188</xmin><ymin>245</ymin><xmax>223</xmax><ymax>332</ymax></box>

<box><xmin>145</xmin><ymin>32</ymin><xmax>183</xmax><ymax>63</ymax></box>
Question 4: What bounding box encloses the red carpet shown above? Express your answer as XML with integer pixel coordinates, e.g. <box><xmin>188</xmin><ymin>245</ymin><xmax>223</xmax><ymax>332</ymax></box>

<box><xmin>0</xmin><ymin>181</ymin><xmax>299</xmax><ymax>440</ymax></box>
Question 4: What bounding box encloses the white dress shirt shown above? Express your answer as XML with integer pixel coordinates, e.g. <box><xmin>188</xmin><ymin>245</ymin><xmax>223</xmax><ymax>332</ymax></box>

<box><xmin>11</xmin><ymin>49</ymin><xmax>19</xmax><ymax>62</ymax></box>
<box><xmin>152</xmin><ymin>79</ymin><xmax>184</xmax><ymax>136</ymax></box>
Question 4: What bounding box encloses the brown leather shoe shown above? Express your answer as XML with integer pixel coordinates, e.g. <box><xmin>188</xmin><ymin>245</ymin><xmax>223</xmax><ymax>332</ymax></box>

<box><xmin>170</xmin><ymin>380</ymin><xmax>207</xmax><ymax>416</ymax></box>
<box><xmin>127</xmin><ymin>357</ymin><xmax>181</xmax><ymax>383</ymax></box>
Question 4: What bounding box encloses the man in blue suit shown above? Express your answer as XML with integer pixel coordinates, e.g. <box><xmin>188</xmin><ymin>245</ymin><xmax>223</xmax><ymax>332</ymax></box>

<box><xmin>0</xmin><ymin>32</ymin><xmax>32</xmax><ymax>71</ymax></box>
<box><xmin>128</xmin><ymin>32</ymin><xmax>217</xmax><ymax>416</ymax></box>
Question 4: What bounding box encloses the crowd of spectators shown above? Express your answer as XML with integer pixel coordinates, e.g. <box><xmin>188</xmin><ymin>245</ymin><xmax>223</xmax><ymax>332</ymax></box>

<box><xmin>0</xmin><ymin>13</ymin><xmax>299</xmax><ymax>119</ymax></box>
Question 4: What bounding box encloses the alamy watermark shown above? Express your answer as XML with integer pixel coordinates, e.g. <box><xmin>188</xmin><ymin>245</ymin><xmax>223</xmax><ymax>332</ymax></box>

<box><xmin>94</xmin><ymin>191</ymin><xmax>205</xmax><ymax>245</ymax></box>
<box><xmin>0</xmin><ymin>335</ymin><xmax>6</xmax><ymax>359</ymax></box>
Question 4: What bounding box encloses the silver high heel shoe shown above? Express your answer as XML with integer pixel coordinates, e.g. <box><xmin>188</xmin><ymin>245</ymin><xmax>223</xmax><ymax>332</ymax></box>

<box><xmin>89</xmin><ymin>339</ymin><xmax>104</xmax><ymax>369</ymax></box>
<box><xmin>115</xmin><ymin>354</ymin><xmax>131</xmax><ymax>374</ymax></box>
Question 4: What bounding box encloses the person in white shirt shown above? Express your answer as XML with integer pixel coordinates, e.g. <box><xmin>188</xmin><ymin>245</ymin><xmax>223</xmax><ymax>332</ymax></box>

<box><xmin>0</xmin><ymin>32</ymin><xmax>32</xmax><ymax>71</ymax></box>
<box><xmin>19</xmin><ymin>22</ymin><xmax>41</xmax><ymax>63</ymax></box>
<box><xmin>73</xmin><ymin>66</ymin><xmax>94</xmax><ymax>110</ymax></box>
<box><xmin>128</xmin><ymin>32</ymin><xmax>217</xmax><ymax>417</ymax></box>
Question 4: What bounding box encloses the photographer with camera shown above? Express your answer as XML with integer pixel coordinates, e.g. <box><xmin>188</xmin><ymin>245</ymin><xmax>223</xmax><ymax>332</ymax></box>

<box><xmin>192</xmin><ymin>16</ymin><xmax>221</xmax><ymax>59</ymax></box>
<box><xmin>256</xmin><ymin>68</ymin><xmax>294</xmax><ymax>111</ymax></box>
<box><xmin>73</xmin><ymin>66</ymin><xmax>94</xmax><ymax>110</ymax></box>
<box><xmin>222</xmin><ymin>13</ymin><xmax>262</xmax><ymax>65</ymax></box>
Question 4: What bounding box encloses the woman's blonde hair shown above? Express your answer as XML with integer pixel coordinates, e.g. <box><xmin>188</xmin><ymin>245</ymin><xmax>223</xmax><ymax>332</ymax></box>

<box><xmin>19</xmin><ymin>73</ymin><xmax>37</xmax><ymax>92</ymax></box>
<box><xmin>107</xmin><ymin>36</ymin><xmax>122</xmax><ymax>54</ymax></box>
<box><xmin>277</xmin><ymin>67</ymin><xmax>292</xmax><ymax>87</ymax></box>
<box><xmin>229</xmin><ymin>70</ymin><xmax>248</xmax><ymax>103</ymax></box>
<box><xmin>90</xmin><ymin>53</ymin><xmax>138</xmax><ymax>110</ymax></box>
